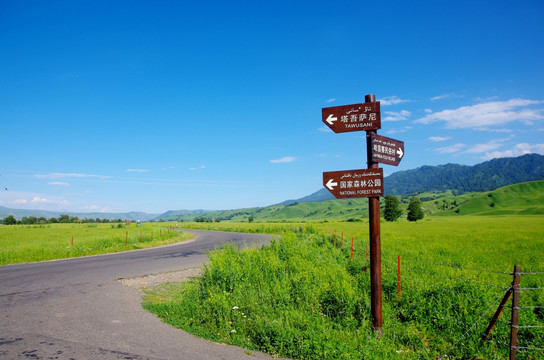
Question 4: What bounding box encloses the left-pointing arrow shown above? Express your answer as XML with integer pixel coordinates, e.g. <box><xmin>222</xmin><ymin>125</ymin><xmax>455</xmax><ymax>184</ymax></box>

<box><xmin>326</xmin><ymin>178</ymin><xmax>338</xmax><ymax>191</ymax></box>
<box><xmin>325</xmin><ymin>114</ymin><xmax>337</xmax><ymax>125</ymax></box>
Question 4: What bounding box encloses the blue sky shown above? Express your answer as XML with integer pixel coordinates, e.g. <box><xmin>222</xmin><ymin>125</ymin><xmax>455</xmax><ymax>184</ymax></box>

<box><xmin>1</xmin><ymin>0</ymin><xmax>543</xmax><ymax>214</ymax></box>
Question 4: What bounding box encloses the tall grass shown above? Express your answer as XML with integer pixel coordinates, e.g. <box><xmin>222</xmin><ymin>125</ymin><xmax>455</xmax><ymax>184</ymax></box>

<box><xmin>0</xmin><ymin>223</ymin><xmax>193</xmax><ymax>265</ymax></box>
<box><xmin>144</xmin><ymin>216</ymin><xmax>544</xmax><ymax>359</ymax></box>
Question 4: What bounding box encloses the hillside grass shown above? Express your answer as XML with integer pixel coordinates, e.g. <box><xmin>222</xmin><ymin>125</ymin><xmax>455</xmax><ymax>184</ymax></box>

<box><xmin>0</xmin><ymin>223</ymin><xmax>193</xmax><ymax>265</ymax></box>
<box><xmin>160</xmin><ymin>181</ymin><xmax>544</xmax><ymax>222</ymax></box>
<box><xmin>423</xmin><ymin>181</ymin><xmax>544</xmax><ymax>216</ymax></box>
<box><xmin>144</xmin><ymin>216</ymin><xmax>544</xmax><ymax>359</ymax></box>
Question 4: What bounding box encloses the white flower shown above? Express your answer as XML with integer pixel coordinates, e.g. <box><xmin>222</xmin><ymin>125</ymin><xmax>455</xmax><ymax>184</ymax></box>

<box><xmin>231</xmin><ymin>330</ymin><xmax>236</xmax><ymax>333</ymax></box>
<box><xmin>232</xmin><ymin>306</ymin><xmax>239</xmax><ymax>310</ymax></box>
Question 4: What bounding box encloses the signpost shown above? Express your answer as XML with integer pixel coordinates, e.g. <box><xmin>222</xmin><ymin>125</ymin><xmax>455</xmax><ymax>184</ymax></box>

<box><xmin>322</xmin><ymin>94</ymin><xmax>405</xmax><ymax>332</ymax></box>
<box><xmin>323</xmin><ymin>168</ymin><xmax>384</xmax><ymax>199</ymax></box>
<box><xmin>370</xmin><ymin>133</ymin><xmax>405</xmax><ymax>167</ymax></box>
<box><xmin>322</xmin><ymin>101</ymin><xmax>381</xmax><ymax>133</ymax></box>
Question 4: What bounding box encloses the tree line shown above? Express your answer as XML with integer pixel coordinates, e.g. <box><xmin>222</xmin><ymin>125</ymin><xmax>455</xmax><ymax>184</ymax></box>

<box><xmin>1</xmin><ymin>214</ymin><xmax>124</xmax><ymax>225</ymax></box>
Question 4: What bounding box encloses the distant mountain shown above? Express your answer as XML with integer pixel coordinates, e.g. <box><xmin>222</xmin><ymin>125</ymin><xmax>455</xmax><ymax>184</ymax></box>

<box><xmin>3</xmin><ymin>154</ymin><xmax>542</xmax><ymax>223</ymax></box>
<box><xmin>279</xmin><ymin>189</ymin><xmax>335</xmax><ymax>206</ymax></box>
<box><xmin>155</xmin><ymin>179</ymin><xmax>544</xmax><ymax>222</ymax></box>
<box><xmin>152</xmin><ymin>153</ymin><xmax>544</xmax><ymax>222</ymax></box>
<box><xmin>155</xmin><ymin>209</ymin><xmax>215</xmax><ymax>220</ymax></box>
<box><xmin>385</xmin><ymin>153</ymin><xmax>544</xmax><ymax>195</ymax></box>
<box><xmin>0</xmin><ymin>206</ymin><xmax>159</xmax><ymax>222</ymax></box>
<box><xmin>274</xmin><ymin>154</ymin><xmax>544</xmax><ymax>206</ymax></box>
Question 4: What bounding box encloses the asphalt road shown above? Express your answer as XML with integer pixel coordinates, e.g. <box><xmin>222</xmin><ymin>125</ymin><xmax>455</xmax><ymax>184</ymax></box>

<box><xmin>0</xmin><ymin>229</ymin><xmax>284</xmax><ymax>360</ymax></box>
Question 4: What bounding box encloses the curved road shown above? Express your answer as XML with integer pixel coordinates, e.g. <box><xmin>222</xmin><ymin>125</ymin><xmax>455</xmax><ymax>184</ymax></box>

<box><xmin>0</xmin><ymin>230</ymin><xmax>284</xmax><ymax>359</ymax></box>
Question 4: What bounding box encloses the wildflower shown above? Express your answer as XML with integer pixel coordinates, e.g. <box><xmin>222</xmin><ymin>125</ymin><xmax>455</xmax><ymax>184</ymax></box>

<box><xmin>232</xmin><ymin>306</ymin><xmax>239</xmax><ymax>310</ymax></box>
<box><xmin>231</xmin><ymin>330</ymin><xmax>236</xmax><ymax>333</ymax></box>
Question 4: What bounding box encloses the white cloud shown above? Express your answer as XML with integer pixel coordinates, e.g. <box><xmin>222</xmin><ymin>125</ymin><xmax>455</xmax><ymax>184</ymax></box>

<box><xmin>430</xmin><ymin>93</ymin><xmax>459</xmax><ymax>101</ymax></box>
<box><xmin>189</xmin><ymin>165</ymin><xmax>206</xmax><ymax>171</ymax></box>
<box><xmin>35</xmin><ymin>172</ymin><xmax>110</xmax><ymax>180</ymax></box>
<box><xmin>32</xmin><ymin>197</ymin><xmax>48</xmax><ymax>203</ymax></box>
<box><xmin>428</xmin><ymin>136</ymin><xmax>451</xmax><ymax>142</ymax></box>
<box><xmin>460</xmin><ymin>138</ymin><xmax>510</xmax><ymax>154</ymax></box>
<box><xmin>325</xmin><ymin>98</ymin><xmax>336</xmax><ymax>103</ymax></box>
<box><xmin>318</xmin><ymin>126</ymin><xmax>333</xmax><ymax>133</ymax></box>
<box><xmin>82</xmin><ymin>205</ymin><xmax>101</xmax><ymax>211</ymax></box>
<box><xmin>484</xmin><ymin>143</ymin><xmax>544</xmax><ymax>160</ymax></box>
<box><xmin>270</xmin><ymin>156</ymin><xmax>296</xmax><ymax>164</ymax></box>
<box><xmin>474</xmin><ymin>127</ymin><xmax>514</xmax><ymax>133</ymax></box>
<box><xmin>48</xmin><ymin>182</ymin><xmax>70</xmax><ymax>186</ymax></box>
<box><xmin>385</xmin><ymin>126</ymin><xmax>413</xmax><ymax>135</ymax></box>
<box><xmin>126</xmin><ymin>169</ymin><xmax>149</xmax><ymax>173</ymax></box>
<box><xmin>14</xmin><ymin>199</ymin><xmax>28</xmax><ymax>204</ymax></box>
<box><xmin>436</xmin><ymin>143</ymin><xmax>466</xmax><ymax>154</ymax></box>
<box><xmin>379</xmin><ymin>96</ymin><xmax>409</xmax><ymax>106</ymax></box>
<box><xmin>384</xmin><ymin>110</ymin><xmax>411</xmax><ymax>121</ymax></box>
<box><xmin>414</xmin><ymin>98</ymin><xmax>544</xmax><ymax>129</ymax></box>
<box><xmin>424</xmin><ymin>109</ymin><xmax>433</xmax><ymax>113</ymax></box>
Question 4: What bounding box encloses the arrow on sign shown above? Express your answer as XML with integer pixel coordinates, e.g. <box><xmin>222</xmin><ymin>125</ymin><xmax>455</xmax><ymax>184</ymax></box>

<box><xmin>325</xmin><ymin>114</ymin><xmax>337</xmax><ymax>126</ymax></box>
<box><xmin>326</xmin><ymin>178</ymin><xmax>338</xmax><ymax>191</ymax></box>
<box><xmin>397</xmin><ymin>147</ymin><xmax>404</xmax><ymax>159</ymax></box>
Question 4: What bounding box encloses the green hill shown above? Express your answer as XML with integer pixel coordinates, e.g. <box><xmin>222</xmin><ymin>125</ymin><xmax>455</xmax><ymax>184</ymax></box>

<box><xmin>157</xmin><ymin>181</ymin><xmax>544</xmax><ymax>222</ymax></box>
<box><xmin>386</xmin><ymin>153</ymin><xmax>544</xmax><ymax>195</ymax></box>
<box><xmin>423</xmin><ymin>180</ymin><xmax>544</xmax><ymax>216</ymax></box>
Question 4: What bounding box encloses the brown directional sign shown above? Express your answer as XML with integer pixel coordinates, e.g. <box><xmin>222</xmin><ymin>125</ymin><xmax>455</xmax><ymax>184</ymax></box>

<box><xmin>370</xmin><ymin>133</ymin><xmax>404</xmax><ymax>166</ymax></box>
<box><xmin>323</xmin><ymin>168</ymin><xmax>384</xmax><ymax>199</ymax></box>
<box><xmin>322</xmin><ymin>101</ymin><xmax>381</xmax><ymax>133</ymax></box>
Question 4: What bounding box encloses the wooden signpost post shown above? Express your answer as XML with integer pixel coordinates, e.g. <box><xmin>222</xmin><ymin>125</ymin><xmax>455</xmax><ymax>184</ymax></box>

<box><xmin>322</xmin><ymin>94</ymin><xmax>404</xmax><ymax>331</ymax></box>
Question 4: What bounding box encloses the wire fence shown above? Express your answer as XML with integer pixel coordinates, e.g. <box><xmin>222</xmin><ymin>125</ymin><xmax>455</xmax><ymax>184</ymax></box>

<box><xmin>322</xmin><ymin>229</ymin><xmax>544</xmax><ymax>360</ymax></box>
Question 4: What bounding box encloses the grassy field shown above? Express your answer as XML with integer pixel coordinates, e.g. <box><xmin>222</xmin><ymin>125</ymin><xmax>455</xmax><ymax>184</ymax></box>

<box><xmin>0</xmin><ymin>222</ymin><xmax>193</xmax><ymax>265</ymax></box>
<box><xmin>144</xmin><ymin>216</ymin><xmax>544</xmax><ymax>359</ymax></box>
<box><xmin>2</xmin><ymin>213</ymin><xmax>542</xmax><ymax>358</ymax></box>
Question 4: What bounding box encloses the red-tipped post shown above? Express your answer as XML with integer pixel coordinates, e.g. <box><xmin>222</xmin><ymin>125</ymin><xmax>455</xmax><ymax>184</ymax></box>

<box><xmin>398</xmin><ymin>255</ymin><xmax>401</xmax><ymax>300</ymax></box>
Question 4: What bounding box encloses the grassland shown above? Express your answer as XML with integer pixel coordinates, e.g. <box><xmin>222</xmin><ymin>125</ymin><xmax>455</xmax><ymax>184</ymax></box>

<box><xmin>2</xmin><ymin>182</ymin><xmax>543</xmax><ymax>358</ymax></box>
<box><xmin>144</xmin><ymin>216</ymin><xmax>544</xmax><ymax>359</ymax></box>
<box><xmin>0</xmin><ymin>222</ymin><xmax>193</xmax><ymax>265</ymax></box>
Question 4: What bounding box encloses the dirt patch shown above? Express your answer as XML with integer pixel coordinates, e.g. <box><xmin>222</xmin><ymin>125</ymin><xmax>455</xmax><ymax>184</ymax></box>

<box><xmin>118</xmin><ymin>267</ymin><xmax>202</xmax><ymax>289</ymax></box>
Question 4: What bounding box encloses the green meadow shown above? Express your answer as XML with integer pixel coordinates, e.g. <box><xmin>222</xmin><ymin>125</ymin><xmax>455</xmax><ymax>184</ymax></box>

<box><xmin>145</xmin><ymin>215</ymin><xmax>544</xmax><ymax>359</ymax></box>
<box><xmin>2</xmin><ymin>182</ymin><xmax>543</xmax><ymax>358</ymax></box>
<box><xmin>0</xmin><ymin>223</ymin><xmax>193</xmax><ymax>265</ymax></box>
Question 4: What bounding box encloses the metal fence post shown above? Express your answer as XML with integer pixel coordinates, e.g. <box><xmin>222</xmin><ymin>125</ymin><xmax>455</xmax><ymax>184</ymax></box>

<box><xmin>509</xmin><ymin>265</ymin><xmax>521</xmax><ymax>360</ymax></box>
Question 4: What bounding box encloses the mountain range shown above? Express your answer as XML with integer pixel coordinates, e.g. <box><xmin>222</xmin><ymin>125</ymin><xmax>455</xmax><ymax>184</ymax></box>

<box><xmin>1</xmin><ymin>154</ymin><xmax>543</xmax><ymax>221</ymax></box>
<box><xmin>281</xmin><ymin>153</ymin><xmax>544</xmax><ymax>205</ymax></box>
